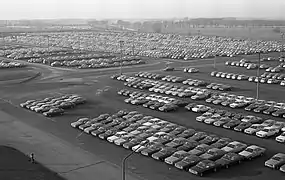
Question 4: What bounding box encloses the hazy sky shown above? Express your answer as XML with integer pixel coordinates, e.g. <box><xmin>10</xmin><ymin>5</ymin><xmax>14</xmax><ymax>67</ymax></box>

<box><xmin>1</xmin><ymin>0</ymin><xmax>285</xmax><ymax>20</ymax></box>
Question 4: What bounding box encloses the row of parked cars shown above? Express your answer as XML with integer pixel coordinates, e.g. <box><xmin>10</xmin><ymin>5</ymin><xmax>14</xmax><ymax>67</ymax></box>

<box><xmin>211</xmin><ymin>71</ymin><xmax>285</xmax><ymax>86</ymax></box>
<box><xmin>6</xmin><ymin>32</ymin><xmax>285</xmax><ymax>60</ymax></box>
<box><xmin>71</xmin><ymin>109</ymin><xmax>268</xmax><ymax>176</ymax></box>
<box><xmin>115</xmin><ymin>72</ymin><xmax>285</xmax><ymax>120</ymax></box>
<box><xmin>116</xmin><ymin>77</ymin><xmax>285</xmax><ymax>142</ymax></box>
<box><xmin>0</xmin><ymin>60</ymin><xmax>26</xmax><ymax>68</ymax></box>
<box><xmin>50</xmin><ymin>59</ymin><xmax>145</xmax><ymax>69</ymax></box>
<box><xmin>134</xmin><ymin>72</ymin><xmax>232</xmax><ymax>91</ymax></box>
<box><xmin>5</xmin><ymin>47</ymin><xmax>74</xmax><ymax>59</ymax></box>
<box><xmin>225</xmin><ymin>60</ymin><xmax>270</xmax><ymax>70</ymax></box>
<box><xmin>5</xmin><ymin>46</ymin><xmax>146</xmax><ymax>69</ymax></box>
<box><xmin>20</xmin><ymin>94</ymin><xmax>86</xmax><ymax>117</ymax></box>
<box><xmin>191</xmin><ymin>104</ymin><xmax>285</xmax><ymax>141</ymax></box>
<box><xmin>118</xmin><ymin>89</ymin><xmax>186</xmax><ymax>112</ymax></box>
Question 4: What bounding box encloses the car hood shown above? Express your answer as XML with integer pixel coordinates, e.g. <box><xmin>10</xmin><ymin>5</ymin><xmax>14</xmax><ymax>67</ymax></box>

<box><xmin>165</xmin><ymin>156</ymin><xmax>179</xmax><ymax>163</ymax></box>
<box><xmin>189</xmin><ymin>149</ymin><xmax>202</xmax><ymax>155</ymax></box>
<box><xmin>256</xmin><ymin>131</ymin><xmax>266</xmax><ymax>135</ymax></box>
<box><xmin>189</xmin><ymin>166</ymin><xmax>203</xmax><ymax>173</ymax></box>
<box><xmin>200</xmin><ymin>153</ymin><xmax>212</xmax><ymax>159</ymax></box>
<box><xmin>221</xmin><ymin>147</ymin><xmax>232</xmax><ymax>152</ymax></box>
<box><xmin>166</xmin><ymin>142</ymin><xmax>177</xmax><ymax>147</ymax></box>
<box><xmin>239</xmin><ymin>151</ymin><xmax>251</xmax><ymax>157</ymax></box>
<box><xmin>265</xmin><ymin>159</ymin><xmax>279</xmax><ymax>166</ymax></box>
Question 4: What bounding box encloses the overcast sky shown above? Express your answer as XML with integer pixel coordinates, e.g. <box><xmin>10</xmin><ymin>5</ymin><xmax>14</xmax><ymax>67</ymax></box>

<box><xmin>1</xmin><ymin>0</ymin><xmax>285</xmax><ymax>20</ymax></box>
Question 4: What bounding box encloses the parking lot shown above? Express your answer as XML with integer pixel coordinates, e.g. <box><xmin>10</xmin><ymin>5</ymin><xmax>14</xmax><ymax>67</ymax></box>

<box><xmin>0</xmin><ymin>33</ymin><xmax>285</xmax><ymax>180</ymax></box>
<box><xmin>0</xmin><ymin>55</ymin><xmax>284</xmax><ymax>180</ymax></box>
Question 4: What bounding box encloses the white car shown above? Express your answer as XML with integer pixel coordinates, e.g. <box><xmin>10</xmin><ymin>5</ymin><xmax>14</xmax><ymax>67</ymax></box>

<box><xmin>275</xmin><ymin>132</ymin><xmax>285</xmax><ymax>143</ymax></box>
<box><xmin>238</xmin><ymin>145</ymin><xmax>266</xmax><ymax>160</ymax></box>
<box><xmin>107</xmin><ymin>131</ymin><xmax>128</xmax><ymax>143</ymax></box>
<box><xmin>256</xmin><ymin>127</ymin><xmax>280</xmax><ymax>138</ymax></box>
<box><xmin>146</xmin><ymin>132</ymin><xmax>167</xmax><ymax>142</ymax></box>
<box><xmin>204</xmin><ymin>114</ymin><xmax>222</xmax><ymax>124</ymax></box>
<box><xmin>244</xmin><ymin>124</ymin><xmax>265</xmax><ymax>135</ymax></box>
<box><xmin>192</xmin><ymin>105</ymin><xmax>210</xmax><ymax>113</ymax></box>
<box><xmin>196</xmin><ymin>112</ymin><xmax>213</xmax><ymax>122</ymax></box>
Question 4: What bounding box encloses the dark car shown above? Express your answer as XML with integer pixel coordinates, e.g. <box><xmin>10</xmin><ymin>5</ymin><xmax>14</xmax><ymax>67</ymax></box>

<box><xmin>172</xmin><ymin>99</ymin><xmax>190</xmax><ymax>107</ymax></box>
<box><xmin>189</xmin><ymin>159</ymin><xmax>219</xmax><ymax>176</ymax></box>
<box><xmin>175</xmin><ymin>155</ymin><xmax>202</xmax><ymax>170</ymax></box>
<box><xmin>152</xmin><ymin>147</ymin><xmax>177</xmax><ymax>161</ymax></box>
<box><xmin>188</xmin><ymin>132</ymin><xmax>208</xmax><ymax>141</ymax></box>
<box><xmin>159</xmin><ymin>104</ymin><xmax>178</xmax><ymax>112</ymax></box>
<box><xmin>122</xmin><ymin>138</ymin><xmax>145</xmax><ymax>149</ymax></box>
<box><xmin>141</xmin><ymin>144</ymin><xmax>165</xmax><ymax>156</ymax></box>
<box><xmin>215</xmin><ymin>152</ymin><xmax>244</xmax><ymax>168</ymax></box>
<box><xmin>177</xmin><ymin>140</ymin><xmax>199</xmax><ymax>151</ymax></box>
<box><xmin>223</xmin><ymin>119</ymin><xmax>241</xmax><ymax>129</ymax></box>
<box><xmin>233</xmin><ymin>122</ymin><xmax>252</xmax><ymax>132</ymax></box>
<box><xmin>253</xmin><ymin>105</ymin><xmax>270</xmax><ymax>113</ymax></box>
<box><xmin>232</xmin><ymin>113</ymin><xmax>245</xmax><ymax>120</ymax></box>
<box><xmin>200</xmin><ymin>148</ymin><xmax>226</xmax><ymax>161</ymax></box>
<box><xmin>189</xmin><ymin>144</ymin><xmax>212</xmax><ymax>156</ymax></box>
<box><xmin>263</xmin><ymin>107</ymin><xmax>280</xmax><ymax>115</ymax></box>
<box><xmin>149</xmin><ymin>102</ymin><xmax>165</xmax><ymax>110</ymax></box>
<box><xmin>272</xmin><ymin>109</ymin><xmax>285</xmax><ymax>117</ymax></box>
<box><xmin>185</xmin><ymin>103</ymin><xmax>198</xmax><ymax>111</ymax></box>
<box><xmin>43</xmin><ymin>108</ymin><xmax>64</xmax><ymax>117</ymax></box>
<box><xmin>152</xmin><ymin>135</ymin><xmax>175</xmax><ymax>145</ymax></box>
<box><xmin>165</xmin><ymin>137</ymin><xmax>188</xmax><ymax>148</ymax></box>
<box><xmin>91</xmin><ymin>126</ymin><xmax>113</xmax><ymax>136</ymax></box>
<box><xmin>113</xmin><ymin>122</ymin><xmax>130</xmax><ymax>130</ymax></box>
<box><xmin>199</xmin><ymin>134</ymin><xmax>220</xmax><ymax>145</ymax></box>
<box><xmin>98</xmin><ymin>128</ymin><xmax>119</xmax><ymax>139</ymax></box>
<box><xmin>159</xmin><ymin>124</ymin><xmax>179</xmax><ymax>133</ymax></box>
<box><xmin>168</xmin><ymin>126</ymin><xmax>187</xmax><ymax>136</ymax></box>
<box><xmin>177</xmin><ymin>129</ymin><xmax>197</xmax><ymax>138</ymax></box>
<box><xmin>123</xmin><ymin>123</ymin><xmax>141</xmax><ymax>132</ymax></box>
<box><xmin>211</xmin><ymin>138</ymin><xmax>232</xmax><ymax>149</ymax></box>
<box><xmin>143</xmin><ymin>100</ymin><xmax>156</xmax><ymax>108</ymax></box>
<box><xmin>244</xmin><ymin>103</ymin><xmax>261</xmax><ymax>111</ymax></box>
<box><xmin>138</xmin><ymin>129</ymin><xmax>158</xmax><ymax>139</ymax></box>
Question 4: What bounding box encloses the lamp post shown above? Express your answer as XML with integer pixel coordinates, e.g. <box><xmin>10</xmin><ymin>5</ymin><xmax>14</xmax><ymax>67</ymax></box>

<box><xmin>256</xmin><ymin>52</ymin><xmax>261</xmax><ymax>100</ymax></box>
<box><xmin>119</xmin><ymin>40</ymin><xmax>124</xmax><ymax>75</ymax></box>
<box><xmin>122</xmin><ymin>140</ymin><xmax>148</xmax><ymax>180</ymax></box>
<box><xmin>280</xmin><ymin>33</ymin><xmax>284</xmax><ymax>58</ymax></box>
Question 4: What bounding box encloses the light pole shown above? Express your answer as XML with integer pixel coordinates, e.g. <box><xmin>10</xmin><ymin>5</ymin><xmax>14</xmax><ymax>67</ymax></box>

<box><xmin>122</xmin><ymin>140</ymin><xmax>148</xmax><ymax>180</ymax></box>
<box><xmin>256</xmin><ymin>52</ymin><xmax>261</xmax><ymax>100</ymax></box>
<box><xmin>132</xmin><ymin>39</ymin><xmax>135</xmax><ymax>56</ymax></box>
<box><xmin>119</xmin><ymin>40</ymin><xmax>124</xmax><ymax>75</ymax></box>
<box><xmin>280</xmin><ymin>33</ymin><xmax>284</xmax><ymax>58</ymax></box>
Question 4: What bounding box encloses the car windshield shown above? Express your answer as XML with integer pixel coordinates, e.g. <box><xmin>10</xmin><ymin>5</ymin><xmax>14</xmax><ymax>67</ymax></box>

<box><xmin>227</xmin><ymin>144</ymin><xmax>236</xmax><ymax>148</ymax></box>
<box><xmin>197</xmin><ymin>162</ymin><xmax>207</xmax><ymax>168</ymax></box>
<box><xmin>245</xmin><ymin>148</ymin><xmax>254</xmax><ymax>153</ymax></box>
<box><xmin>196</xmin><ymin>146</ymin><xmax>207</xmax><ymax>151</ymax></box>
<box><xmin>272</xmin><ymin>156</ymin><xmax>282</xmax><ymax>161</ymax></box>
